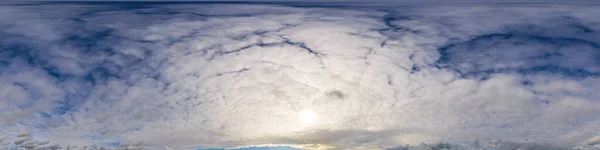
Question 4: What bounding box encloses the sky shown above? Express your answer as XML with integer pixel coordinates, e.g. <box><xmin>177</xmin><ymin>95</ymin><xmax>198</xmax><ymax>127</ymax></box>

<box><xmin>9</xmin><ymin>0</ymin><xmax>600</xmax><ymax>4</ymax></box>
<box><xmin>1</xmin><ymin>1</ymin><xmax>600</xmax><ymax>150</ymax></box>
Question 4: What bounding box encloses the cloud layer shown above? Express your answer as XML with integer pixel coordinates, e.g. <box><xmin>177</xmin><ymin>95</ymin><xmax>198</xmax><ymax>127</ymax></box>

<box><xmin>1</xmin><ymin>2</ymin><xmax>600</xmax><ymax>150</ymax></box>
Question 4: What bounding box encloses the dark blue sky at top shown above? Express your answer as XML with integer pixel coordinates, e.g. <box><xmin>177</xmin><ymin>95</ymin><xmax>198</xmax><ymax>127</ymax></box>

<box><xmin>9</xmin><ymin>0</ymin><xmax>600</xmax><ymax>4</ymax></box>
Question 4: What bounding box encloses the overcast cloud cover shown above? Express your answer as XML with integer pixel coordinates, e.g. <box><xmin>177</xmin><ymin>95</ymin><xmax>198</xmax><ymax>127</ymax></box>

<box><xmin>1</xmin><ymin>1</ymin><xmax>600</xmax><ymax>150</ymax></box>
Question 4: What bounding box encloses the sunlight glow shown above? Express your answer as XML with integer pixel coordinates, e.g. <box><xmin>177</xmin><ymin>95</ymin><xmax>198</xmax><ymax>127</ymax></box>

<box><xmin>299</xmin><ymin>110</ymin><xmax>318</xmax><ymax>125</ymax></box>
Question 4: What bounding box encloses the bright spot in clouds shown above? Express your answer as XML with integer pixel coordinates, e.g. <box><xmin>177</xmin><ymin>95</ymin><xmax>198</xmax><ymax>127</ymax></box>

<box><xmin>299</xmin><ymin>110</ymin><xmax>318</xmax><ymax>125</ymax></box>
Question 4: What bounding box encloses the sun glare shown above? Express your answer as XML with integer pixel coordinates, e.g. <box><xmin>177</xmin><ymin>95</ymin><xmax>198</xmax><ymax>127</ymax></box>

<box><xmin>299</xmin><ymin>110</ymin><xmax>318</xmax><ymax>125</ymax></box>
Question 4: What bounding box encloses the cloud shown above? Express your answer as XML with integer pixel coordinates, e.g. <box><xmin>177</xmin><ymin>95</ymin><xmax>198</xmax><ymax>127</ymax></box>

<box><xmin>1</xmin><ymin>2</ymin><xmax>600</xmax><ymax>150</ymax></box>
<box><xmin>588</xmin><ymin>136</ymin><xmax>600</xmax><ymax>146</ymax></box>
